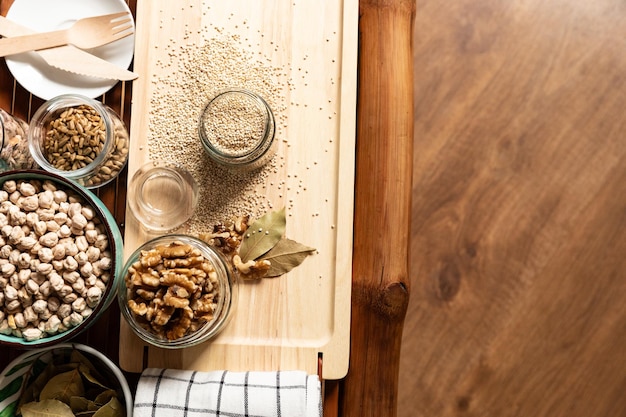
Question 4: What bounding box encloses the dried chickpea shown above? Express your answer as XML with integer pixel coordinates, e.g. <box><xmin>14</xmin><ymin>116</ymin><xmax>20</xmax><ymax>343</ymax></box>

<box><xmin>0</xmin><ymin>178</ymin><xmax>112</xmax><ymax>342</ymax></box>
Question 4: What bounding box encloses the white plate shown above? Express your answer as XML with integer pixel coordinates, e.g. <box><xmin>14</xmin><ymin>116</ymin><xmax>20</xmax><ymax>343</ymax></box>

<box><xmin>5</xmin><ymin>0</ymin><xmax>135</xmax><ymax>100</ymax></box>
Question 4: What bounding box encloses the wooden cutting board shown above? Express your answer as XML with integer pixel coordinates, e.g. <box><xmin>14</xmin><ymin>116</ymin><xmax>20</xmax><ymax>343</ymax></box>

<box><xmin>118</xmin><ymin>0</ymin><xmax>358</xmax><ymax>380</ymax></box>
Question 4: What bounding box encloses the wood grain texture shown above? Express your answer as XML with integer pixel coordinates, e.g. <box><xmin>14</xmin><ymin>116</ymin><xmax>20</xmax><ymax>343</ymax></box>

<box><xmin>399</xmin><ymin>0</ymin><xmax>626</xmax><ymax>416</ymax></box>
<box><xmin>118</xmin><ymin>0</ymin><xmax>358</xmax><ymax>380</ymax></box>
<box><xmin>339</xmin><ymin>0</ymin><xmax>415</xmax><ymax>416</ymax></box>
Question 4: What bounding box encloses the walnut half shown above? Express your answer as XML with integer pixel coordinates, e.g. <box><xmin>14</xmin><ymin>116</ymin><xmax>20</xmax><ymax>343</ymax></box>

<box><xmin>232</xmin><ymin>255</ymin><xmax>271</xmax><ymax>280</ymax></box>
<box><xmin>125</xmin><ymin>240</ymin><xmax>221</xmax><ymax>341</ymax></box>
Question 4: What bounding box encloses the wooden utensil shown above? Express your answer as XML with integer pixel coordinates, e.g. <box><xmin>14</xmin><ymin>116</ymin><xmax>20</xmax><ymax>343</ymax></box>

<box><xmin>0</xmin><ymin>11</ymin><xmax>133</xmax><ymax>57</ymax></box>
<box><xmin>0</xmin><ymin>15</ymin><xmax>137</xmax><ymax>81</ymax></box>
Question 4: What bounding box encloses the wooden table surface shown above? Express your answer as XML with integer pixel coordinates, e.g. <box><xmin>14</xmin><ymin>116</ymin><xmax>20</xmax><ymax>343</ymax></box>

<box><xmin>399</xmin><ymin>0</ymin><xmax>626</xmax><ymax>416</ymax></box>
<box><xmin>0</xmin><ymin>0</ymin><xmax>414</xmax><ymax>416</ymax></box>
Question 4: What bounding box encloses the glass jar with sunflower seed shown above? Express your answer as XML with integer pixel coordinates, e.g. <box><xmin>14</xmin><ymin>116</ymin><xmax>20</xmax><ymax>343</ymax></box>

<box><xmin>28</xmin><ymin>94</ymin><xmax>129</xmax><ymax>189</ymax></box>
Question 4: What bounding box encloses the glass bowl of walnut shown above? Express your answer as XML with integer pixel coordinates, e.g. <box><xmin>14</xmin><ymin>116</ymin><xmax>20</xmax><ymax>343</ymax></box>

<box><xmin>118</xmin><ymin>234</ymin><xmax>238</xmax><ymax>348</ymax></box>
<box><xmin>0</xmin><ymin>170</ymin><xmax>124</xmax><ymax>348</ymax></box>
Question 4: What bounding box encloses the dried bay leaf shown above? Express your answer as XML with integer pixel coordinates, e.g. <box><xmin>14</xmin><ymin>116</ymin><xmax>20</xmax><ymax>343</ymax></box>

<box><xmin>94</xmin><ymin>389</ymin><xmax>117</xmax><ymax>405</ymax></box>
<box><xmin>78</xmin><ymin>364</ymin><xmax>109</xmax><ymax>392</ymax></box>
<box><xmin>39</xmin><ymin>368</ymin><xmax>85</xmax><ymax>404</ymax></box>
<box><xmin>239</xmin><ymin>208</ymin><xmax>286</xmax><ymax>262</ymax></box>
<box><xmin>72</xmin><ymin>351</ymin><xmax>106</xmax><ymax>383</ymax></box>
<box><xmin>70</xmin><ymin>395</ymin><xmax>89</xmax><ymax>412</ymax></box>
<box><xmin>260</xmin><ymin>238</ymin><xmax>316</xmax><ymax>277</ymax></box>
<box><xmin>70</xmin><ymin>350</ymin><xmax>90</xmax><ymax>367</ymax></box>
<box><xmin>70</xmin><ymin>396</ymin><xmax>100</xmax><ymax>413</ymax></box>
<box><xmin>93</xmin><ymin>397</ymin><xmax>124</xmax><ymax>417</ymax></box>
<box><xmin>16</xmin><ymin>348</ymin><xmax>124</xmax><ymax>417</ymax></box>
<box><xmin>21</xmin><ymin>399</ymin><xmax>75</xmax><ymax>417</ymax></box>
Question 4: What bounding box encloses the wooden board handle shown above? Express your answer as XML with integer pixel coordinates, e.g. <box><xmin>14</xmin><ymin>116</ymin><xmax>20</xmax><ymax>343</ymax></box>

<box><xmin>339</xmin><ymin>0</ymin><xmax>415</xmax><ymax>415</ymax></box>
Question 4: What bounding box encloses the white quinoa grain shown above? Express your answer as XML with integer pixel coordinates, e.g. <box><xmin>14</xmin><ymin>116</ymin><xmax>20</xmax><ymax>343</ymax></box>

<box><xmin>146</xmin><ymin>26</ymin><xmax>290</xmax><ymax>234</ymax></box>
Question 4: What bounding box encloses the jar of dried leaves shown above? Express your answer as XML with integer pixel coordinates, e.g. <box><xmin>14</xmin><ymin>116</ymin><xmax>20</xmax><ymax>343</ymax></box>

<box><xmin>28</xmin><ymin>94</ymin><xmax>130</xmax><ymax>189</ymax></box>
<box><xmin>0</xmin><ymin>343</ymin><xmax>132</xmax><ymax>417</ymax></box>
<box><xmin>0</xmin><ymin>108</ymin><xmax>37</xmax><ymax>172</ymax></box>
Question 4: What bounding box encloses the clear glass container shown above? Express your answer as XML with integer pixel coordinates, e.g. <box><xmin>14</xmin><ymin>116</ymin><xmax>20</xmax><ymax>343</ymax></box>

<box><xmin>28</xmin><ymin>94</ymin><xmax>130</xmax><ymax>189</ymax></box>
<box><xmin>0</xmin><ymin>108</ymin><xmax>37</xmax><ymax>171</ymax></box>
<box><xmin>0</xmin><ymin>344</ymin><xmax>133</xmax><ymax>417</ymax></box>
<box><xmin>199</xmin><ymin>89</ymin><xmax>276</xmax><ymax>170</ymax></box>
<box><xmin>127</xmin><ymin>160</ymin><xmax>198</xmax><ymax>232</ymax></box>
<box><xmin>118</xmin><ymin>234</ymin><xmax>238</xmax><ymax>348</ymax></box>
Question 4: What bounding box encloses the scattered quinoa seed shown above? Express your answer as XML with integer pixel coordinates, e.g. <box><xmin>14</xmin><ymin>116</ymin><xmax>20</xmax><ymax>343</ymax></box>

<box><xmin>146</xmin><ymin>26</ymin><xmax>289</xmax><ymax>233</ymax></box>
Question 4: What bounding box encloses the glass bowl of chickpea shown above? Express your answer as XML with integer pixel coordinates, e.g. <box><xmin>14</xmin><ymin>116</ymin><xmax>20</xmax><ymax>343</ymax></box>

<box><xmin>0</xmin><ymin>170</ymin><xmax>123</xmax><ymax>348</ymax></box>
<box><xmin>118</xmin><ymin>234</ymin><xmax>238</xmax><ymax>348</ymax></box>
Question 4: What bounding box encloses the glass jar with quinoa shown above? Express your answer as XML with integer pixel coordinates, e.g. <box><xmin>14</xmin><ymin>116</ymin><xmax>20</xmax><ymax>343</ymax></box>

<box><xmin>199</xmin><ymin>89</ymin><xmax>276</xmax><ymax>171</ymax></box>
<box><xmin>0</xmin><ymin>108</ymin><xmax>37</xmax><ymax>172</ymax></box>
<box><xmin>27</xmin><ymin>94</ymin><xmax>129</xmax><ymax>189</ymax></box>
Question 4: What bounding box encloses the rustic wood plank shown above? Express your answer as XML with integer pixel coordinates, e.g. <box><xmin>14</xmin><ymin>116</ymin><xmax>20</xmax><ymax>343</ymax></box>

<box><xmin>339</xmin><ymin>0</ymin><xmax>415</xmax><ymax>416</ymax></box>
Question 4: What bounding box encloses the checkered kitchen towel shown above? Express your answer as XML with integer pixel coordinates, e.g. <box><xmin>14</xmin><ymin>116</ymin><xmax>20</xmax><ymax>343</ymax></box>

<box><xmin>133</xmin><ymin>368</ymin><xmax>322</xmax><ymax>417</ymax></box>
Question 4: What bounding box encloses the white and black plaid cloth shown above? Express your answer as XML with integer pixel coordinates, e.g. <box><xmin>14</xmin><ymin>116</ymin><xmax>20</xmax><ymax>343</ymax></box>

<box><xmin>133</xmin><ymin>368</ymin><xmax>322</xmax><ymax>417</ymax></box>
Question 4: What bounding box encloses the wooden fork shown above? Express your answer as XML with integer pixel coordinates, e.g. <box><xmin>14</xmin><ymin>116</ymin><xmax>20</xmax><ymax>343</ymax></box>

<box><xmin>0</xmin><ymin>12</ymin><xmax>133</xmax><ymax>57</ymax></box>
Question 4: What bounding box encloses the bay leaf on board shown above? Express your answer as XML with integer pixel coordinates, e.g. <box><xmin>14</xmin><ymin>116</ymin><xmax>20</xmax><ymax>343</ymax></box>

<box><xmin>239</xmin><ymin>208</ymin><xmax>286</xmax><ymax>262</ymax></box>
<box><xmin>260</xmin><ymin>238</ymin><xmax>316</xmax><ymax>277</ymax></box>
